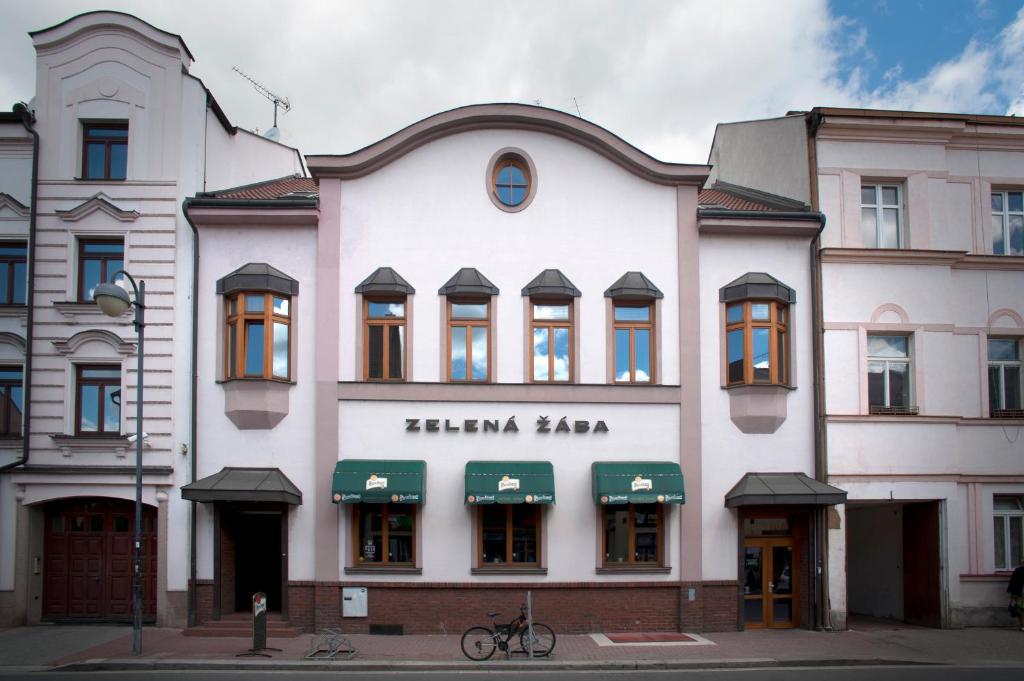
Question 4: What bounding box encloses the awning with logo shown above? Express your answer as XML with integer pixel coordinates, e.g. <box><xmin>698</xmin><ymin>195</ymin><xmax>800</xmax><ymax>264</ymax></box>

<box><xmin>464</xmin><ymin>461</ymin><xmax>555</xmax><ymax>504</ymax></box>
<box><xmin>331</xmin><ymin>459</ymin><xmax>425</xmax><ymax>504</ymax></box>
<box><xmin>724</xmin><ymin>472</ymin><xmax>846</xmax><ymax>507</ymax></box>
<box><xmin>591</xmin><ymin>462</ymin><xmax>685</xmax><ymax>505</ymax></box>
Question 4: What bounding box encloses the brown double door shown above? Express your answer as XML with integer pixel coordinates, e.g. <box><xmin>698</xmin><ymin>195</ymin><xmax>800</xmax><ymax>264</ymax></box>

<box><xmin>742</xmin><ymin>538</ymin><xmax>797</xmax><ymax>628</ymax></box>
<box><xmin>43</xmin><ymin>498</ymin><xmax>157</xmax><ymax>621</ymax></box>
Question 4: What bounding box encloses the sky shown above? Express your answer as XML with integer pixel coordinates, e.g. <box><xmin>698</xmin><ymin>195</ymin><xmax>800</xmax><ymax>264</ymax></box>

<box><xmin>0</xmin><ymin>0</ymin><xmax>1021</xmax><ymax>164</ymax></box>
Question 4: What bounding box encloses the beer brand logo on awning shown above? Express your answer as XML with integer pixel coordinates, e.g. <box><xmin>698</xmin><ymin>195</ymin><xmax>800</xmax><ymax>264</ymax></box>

<box><xmin>366</xmin><ymin>474</ymin><xmax>388</xmax><ymax>491</ymax></box>
<box><xmin>662</xmin><ymin>493</ymin><xmax>683</xmax><ymax>502</ymax></box>
<box><xmin>341</xmin><ymin>493</ymin><xmax>361</xmax><ymax>502</ymax></box>
<box><xmin>606</xmin><ymin>494</ymin><xmax>629</xmax><ymax>503</ymax></box>
<box><xmin>531</xmin><ymin>494</ymin><xmax>553</xmax><ymax>503</ymax></box>
<box><xmin>498</xmin><ymin>475</ymin><xmax>520</xmax><ymax>492</ymax></box>
<box><xmin>473</xmin><ymin>494</ymin><xmax>496</xmax><ymax>503</ymax></box>
<box><xmin>631</xmin><ymin>476</ymin><xmax>653</xmax><ymax>492</ymax></box>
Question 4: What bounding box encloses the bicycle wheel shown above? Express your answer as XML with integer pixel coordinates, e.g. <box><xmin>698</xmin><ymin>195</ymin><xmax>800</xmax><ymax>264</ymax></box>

<box><xmin>519</xmin><ymin>622</ymin><xmax>556</xmax><ymax>657</ymax></box>
<box><xmin>461</xmin><ymin>626</ymin><xmax>498</xmax><ymax>660</ymax></box>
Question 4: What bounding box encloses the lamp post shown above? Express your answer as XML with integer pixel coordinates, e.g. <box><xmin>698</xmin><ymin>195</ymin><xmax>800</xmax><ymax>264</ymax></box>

<box><xmin>94</xmin><ymin>272</ymin><xmax>145</xmax><ymax>656</ymax></box>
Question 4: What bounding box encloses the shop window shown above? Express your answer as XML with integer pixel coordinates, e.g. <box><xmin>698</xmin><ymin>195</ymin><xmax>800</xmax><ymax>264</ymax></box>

<box><xmin>0</xmin><ymin>242</ymin><xmax>27</xmax><ymax>305</ymax></box>
<box><xmin>602</xmin><ymin>503</ymin><xmax>663</xmax><ymax>566</ymax></box>
<box><xmin>725</xmin><ymin>301</ymin><xmax>789</xmax><ymax>386</ymax></box>
<box><xmin>0</xmin><ymin>366</ymin><xmax>22</xmax><ymax>436</ymax></box>
<box><xmin>353</xmin><ymin>503</ymin><xmax>415</xmax><ymax>566</ymax></box>
<box><xmin>613</xmin><ymin>303</ymin><xmax>654</xmax><ymax>384</ymax></box>
<box><xmin>225</xmin><ymin>292</ymin><xmax>291</xmax><ymax>380</ymax></box>
<box><xmin>364</xmin><ymin>298</ymin><xmax>406</xmax><ymax>381</ymax></box>
<box><xmin>868</xmin><ymin>334</ymin><xmax>915</xmax><ymax>414</ymax></box>
<box><xmin>478</xmin><ymin>505</ymin><xmax>540</xmax><ymax>568</ymax></box>
<box><xmin>448</xmin><ymin>299</ymin><xmax>490</xmax><ymax>382</ymax></box>
<box><xmin>82</xmin><ymin>122</ymin><xmax>128</xmax><ymax>180</ymax></box>
<box><xmin>78</xmin><ymin>238</ymin><xmax>124</xmax><ymax>302</ymax></box>
<box><xmin>991</xmin><ymin>190</ymin><xmax>1023</xmax><ymax>256</ymax></box>
<box><xmin>988</xmin><ymin>338</ymin><xmax>1022</xmax><ymax>417</ymax></box>
<box><xmin>531</xmin><ymin>301</ymin><xmax>572</xmax><ymax>382</ymax></box>
<box><xmin>994</xmin><ymin>496</ymin><xmax>1024</xmax><ymax>571</ymax></box>
<box><xmin>861</xmin><ymin>184</ymin><xmax>903</xmax><ymax>248</ymax></box>
<box><xmin>75</xmin><ymin>365</ymin><xmax>121</xmax><ymax>435</ymax></box>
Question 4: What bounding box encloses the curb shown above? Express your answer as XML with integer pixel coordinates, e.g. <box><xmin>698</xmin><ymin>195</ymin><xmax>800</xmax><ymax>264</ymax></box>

<box><xmin>55</xmin><ymin>657</ymin><xmax>939</xmax><ymax>672</ymax></box>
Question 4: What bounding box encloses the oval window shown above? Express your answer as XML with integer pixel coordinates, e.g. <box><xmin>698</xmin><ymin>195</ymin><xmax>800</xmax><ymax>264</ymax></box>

<box><xmin>494</xmin><ymin>158</ymin><xmax>529</xmax><ymax>207</ymax></box>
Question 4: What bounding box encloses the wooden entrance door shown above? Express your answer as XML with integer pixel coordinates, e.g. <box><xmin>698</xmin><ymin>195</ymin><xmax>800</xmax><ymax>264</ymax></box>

<box><xmin>43</xmin><ymin>498</ymin><xmax>157</xmax><ymax>621</ymax></box>
<box><xmin>742</xmin><ymin>538</ymin><xmax>798</xmax><ymax>628</ymax></box>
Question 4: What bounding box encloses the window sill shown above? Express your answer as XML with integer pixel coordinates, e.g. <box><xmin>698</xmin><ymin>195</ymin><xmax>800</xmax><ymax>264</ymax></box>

<box><xmin>344</xmin><ymin>566</ymin><xmax>422</xmax><ymax>575</ymax></box>
<box><xmin>217</xmin><ymin>377</ymin><xmax>296</xmax><ymax>386</ymax></box>
<box><xmin>596</xmin><ymin>566</ymin><xmax>671</xmax><ymax>574</ymax></box>
<box><xmin>52</xmin><ymin>301</ymin><xmax>132</xmax><ymax>325</ymax></box>
<box><xmin>869</xmin><ymin>405</ymin><xmax>920</xmax><ymax>416</ymax></box>
<box><xmin>723</xmin><ymin>382</ymin><xmax>795</xmax><ymax>391</ymax></box>
<box><xmin>74</xmin><ymin>177</ymin><xmax>126</xmax><ymax>183</ymax></box>
<box><xmin>50</xmin><ymin>433</ymin><xmax>131</xmax><ymax>458</ymax></box>
<box><xmin>472</xmin><ymin>567</ymin><xmax>547</xmax><ymax>575</ymax></box>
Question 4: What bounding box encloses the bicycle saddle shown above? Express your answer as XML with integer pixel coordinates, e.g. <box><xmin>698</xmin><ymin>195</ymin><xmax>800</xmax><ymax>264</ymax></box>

<box><xmin>487</xmin><ymin>611</ymin><xmax>500</xmax><ymax>618</ymax></box>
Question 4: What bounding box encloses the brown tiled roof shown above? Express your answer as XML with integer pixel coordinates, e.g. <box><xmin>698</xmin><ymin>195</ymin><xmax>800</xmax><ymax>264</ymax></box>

<box><xmin>698</xmin><ymin>188</ymin><xmax>782</xmax><ymax>212</ymax></box>
<box><xmin>211</xmin><ymin>175</ymin><xmax>317</xmax><ymax>200</ymax></box>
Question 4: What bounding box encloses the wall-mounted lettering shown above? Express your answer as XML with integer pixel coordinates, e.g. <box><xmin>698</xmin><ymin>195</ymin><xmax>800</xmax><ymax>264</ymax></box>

<box><xmin>404</xmin><ymin>415</ymin><xmax>609</xmax><ymax>434</ymax></box>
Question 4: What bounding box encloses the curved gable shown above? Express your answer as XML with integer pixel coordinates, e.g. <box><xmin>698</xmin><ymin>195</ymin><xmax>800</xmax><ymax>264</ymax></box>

<box><xmin>307</xmin><ymin>104</ymin><xmax>710</xmax><ymax>186</ymax></box>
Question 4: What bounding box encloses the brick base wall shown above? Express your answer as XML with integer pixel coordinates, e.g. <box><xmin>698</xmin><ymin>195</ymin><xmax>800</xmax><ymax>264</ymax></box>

<box><xmin>194</xmin><ymin>580</ymin><xmax>214</xmax><ymax>625</ymax></box>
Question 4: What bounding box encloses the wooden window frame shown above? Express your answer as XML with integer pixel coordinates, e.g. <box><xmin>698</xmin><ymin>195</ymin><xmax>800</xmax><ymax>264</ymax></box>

<box><xmin>351</xmin><ymin>502</ymin><xmax>416</xmax><ymax>567</ymax></box>
<box><xmin>77</xmin><ymin>238</ymin><xmax>124</xmax><ymax>302</ymax></box>
<box><xmin>224</xmin><ymin>292</ymin><xmax>292</xmax><ymax>381</ymax></box>
<box><xmin>990</xmin><ymin>189</ymin><xmax>1024</xmax><ymax>256</ymax></box>
<box><xmin>600</xmin><ymin>502</ymin><xmax>664</xmax><ymax>567</ymax></box>
<box><xmin>725</xmin><ymin>300</ymin><xmax>789</xmax><ymax>386</ymax></box>
<box><xmin>476</xmin><ymin>505</ymin><xmax>542</xmax><ymax>568</ymax></box>
<box><xmin>74</xmin><ymin>364</ymin><xmax>121</xmax><ymax>436</ymax></box>
<box><xmin>860</xmin><ymin>183</ymin><xmax>904</xmax><ymax>248</ymax></box>
<box><xmin>612</xmin><ymin>302</ymin><xmax>655</xmax><ymax>384</ymax></box>
<box><xmin>0</xmin><ymin>242</ymin><xmax>27</xmax><ymax>306</ymax></box>
<box><xmin>530</xmin><ymin>299</ymin><xmax>573</xmax><ymax>383</ymax></box>
<box><xmin>0</xmin><ymin>365</ymin><xmax>22</xmax><ymax>437</ymax></box>
<box><xmin>447</xmin><ymin>298</ymin><xmax>491</xmax><ymax>383</ymax></box>
<box><xmin>491</xmin><ymin>155</ymin><xmax>531</xmax><ymax>207</ymax></box>
<box><xmin>81</xmin><ymin>122</ymin><xmax>128</xmax><ymax>180</ymax></box>
<box><xmin>363</xmin><ymin>297</ymin><xmax>407</xmax><ymax>382</ymax></box>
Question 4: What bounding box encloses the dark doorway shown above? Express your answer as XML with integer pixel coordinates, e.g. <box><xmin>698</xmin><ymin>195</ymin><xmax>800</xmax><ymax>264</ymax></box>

<box><xmin>43</xmin><ymin>497</ymin><xmax>157</xmax><ymax>621</ymax></box>
<box><xmin>233</xmin><ymin>512</ymin><xmax>282</xmax><ymax>612</ymax></box>
<box><xmin>902</xmin><ymin>501</ymin><xmax>941</xmax><ymax>627</ymax></box>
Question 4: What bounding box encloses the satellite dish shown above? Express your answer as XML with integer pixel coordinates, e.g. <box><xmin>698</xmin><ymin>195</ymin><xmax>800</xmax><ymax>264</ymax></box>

<box><xmin>263</xmin><ymin>126</ymin><xmax>280</xmax><ymax>142</ymax></box>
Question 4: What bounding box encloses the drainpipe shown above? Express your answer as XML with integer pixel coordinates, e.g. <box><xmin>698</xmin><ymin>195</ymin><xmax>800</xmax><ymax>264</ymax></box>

<box><xmin>1</xmin><ymin>103</ymin><xmax>39</xmax><ymax>474</ymax></box>
<box><xmin>806</xmin><ymin>110</ymin><xmax>832</xmax><ymax>630</ymax></box>
<box><xmin>182</xmin><ymin>198</ymin><xmax>200</xmax><ymax>627</ymax></box>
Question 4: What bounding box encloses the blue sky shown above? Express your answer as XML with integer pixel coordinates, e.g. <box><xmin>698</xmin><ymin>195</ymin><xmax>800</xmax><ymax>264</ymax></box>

<box><xmin>0</xmin><ymin>1</ymin><xmax>1021</xmax><ymax>161</ymax></box>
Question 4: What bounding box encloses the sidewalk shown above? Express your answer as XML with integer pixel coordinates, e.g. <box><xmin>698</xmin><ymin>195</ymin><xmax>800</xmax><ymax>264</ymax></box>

<box><xmin>3</xmin><ymin>619</ymin><xmax>1024</xmax><ymax>672</ymax></box>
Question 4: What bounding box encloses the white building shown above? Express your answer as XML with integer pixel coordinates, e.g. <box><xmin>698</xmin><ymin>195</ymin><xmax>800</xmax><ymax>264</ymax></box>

<box><xmin>709</xmin><ymin>107</ymin><xmax>1024</xmax><ymax>628</ymax></box>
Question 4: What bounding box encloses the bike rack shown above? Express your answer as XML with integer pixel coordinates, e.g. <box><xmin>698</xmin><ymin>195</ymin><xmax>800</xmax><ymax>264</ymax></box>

<box><xmin>304</xmin><ymin>628</ymin><xmax>357</xmax><ymax>660</ymax></box>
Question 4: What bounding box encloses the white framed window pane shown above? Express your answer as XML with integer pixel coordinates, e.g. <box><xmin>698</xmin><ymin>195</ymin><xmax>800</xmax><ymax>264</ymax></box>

<box><xmin>991</xmin><ymin>192</ymin><xmax>1004</xmax><ymax>212</ymax></box>
<box><xmin>1009</xmin><ymin>192</ymin><xmax>1023</xmax><ymax>212</ymax></box>
<box><xmin>553</xmin><ymin>327</ymin><xmax>570</xmax><ymax>381</ymax></box>
<box><xmin>989</xmin><ymin>365</ymin><xmax>1002</xmax><ymax>412</ymax></box>
<box><xmin>881</xmin><ymin>186</ymin><xmax>899</xmax><ymax>206</ymax></box>
<box><xmin>868</xmin><ymin>335</ymin><xmax>908</xmax><ymax>358</ymax></box>
<box><xmin>994</xmin><ymin>497</ymin><xmax>1023</xmax><ymax>511</ymax></box>
<box><xmin>861</xmin><ymin>186</ymin><xmax>876</xmax><ymax>204</ymax></box>
<box><xmin>868</xmin><ymin>361</ymin><xmax>886</xmax><ymax>406</ymax></box>
<box><xmin>1005</xmin><ymin>366</ymin><xmax>1021</xmax><ymax>410</ymax></box>
<box><xmin>988</xmin><ymin>339</ymin><xmax>1019</xmax><ymax>361</ymax></box>
<box><xmin>471</xmin><ymin>326</ymin><xmax>488</xmax><ymax>380</ymax></box>
<box><xmin>881</xmin><ymin>208</ymin><xmax>900</xmax><ymax>248</ymax></box>
<box><xmin>861</xmin><ymin>207</ymin><xmax>878</xmax><ymax>248</ymax></box>
<box><xmin>1012</xmin><ymin>516</ymin><xmax>1024</xmax><ymax>567</ymax></box>
<box><xmin>888</xmin><ymin>362</ymin><xmax>910</xmax><ymax>407</ymax></box>
<box><xmin>533</xmin><ymin>304</ymin><xmax>568</xmax><ymax>321</ymax></box>
<box><xmin>532</xmin><ymin>327</ymin><xmax>549</xmax><ymax>381</ymax></box>
<box><xmin>450</xmin><ymin>326</ymin><xmax>467</xmax><ymax>380</ymax></box>
<box><xmin>1010</xmin><ymin>215</ymin><xmax>1024</xmax><ymax>255</ymax></box>
<box><xmin>994</xmin><ymin>516</ymin><xmax>1007</xmax><ymax>570</ymax></box>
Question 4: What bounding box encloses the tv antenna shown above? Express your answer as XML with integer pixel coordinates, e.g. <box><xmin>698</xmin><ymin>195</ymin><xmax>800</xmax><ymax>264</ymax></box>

<box><xmin>232</xmin><ymin>66</ymin><xmax>291</xmax><ymax>140</ymax></box>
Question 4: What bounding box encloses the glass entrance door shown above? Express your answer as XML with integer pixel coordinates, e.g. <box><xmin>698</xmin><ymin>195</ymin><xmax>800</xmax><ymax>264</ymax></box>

<box><xmin>742</xmin><ymin>538</ymin><xmax>797</xmax><ymax>628</ymax></box>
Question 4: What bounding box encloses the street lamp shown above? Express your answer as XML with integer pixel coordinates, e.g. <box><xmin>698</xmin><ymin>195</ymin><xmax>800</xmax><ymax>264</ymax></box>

<box><xmin>94</xmin><ymin>272</ymin><xmax>145</xmax><ymax>656</ymax></box>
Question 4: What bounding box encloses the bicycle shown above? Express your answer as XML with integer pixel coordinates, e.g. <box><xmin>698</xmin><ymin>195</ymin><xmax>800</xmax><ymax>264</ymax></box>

<box><xmin>460</xmin><ymin>604</ymin><xmax>556</xmax><ymax>660</ymax></box>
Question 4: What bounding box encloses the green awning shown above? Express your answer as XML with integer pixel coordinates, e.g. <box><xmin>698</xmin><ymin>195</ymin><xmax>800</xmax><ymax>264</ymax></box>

<box><xmin>465</xmin><ymin>461</ymin><xmax>555</xmax><ymax>504</ymax></box>
<box><xmin>331</xmin><ymin>459</ymin><xmax>425</xmax><ymax>504</ymax></box>
<box><xmin>592</xmin><ymin>462</ymin><xmax>685</xmax><ymax>505</ymax></box>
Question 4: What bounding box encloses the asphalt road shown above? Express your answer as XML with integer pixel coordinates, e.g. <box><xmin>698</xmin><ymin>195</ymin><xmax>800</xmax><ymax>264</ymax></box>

<box><xmin>3</xmin><ymin>667</ymin><xmax>1024</xmax><ymax>681</ymax></box>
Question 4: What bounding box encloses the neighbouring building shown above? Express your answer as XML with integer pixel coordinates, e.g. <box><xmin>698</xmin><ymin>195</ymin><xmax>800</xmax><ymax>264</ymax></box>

<box><xmin>0</xmin><ymin>11</ymin><xmax>304</xmax><ymax>627</ymax></box>
<box><xmin>709</xmin><ymin>107</ymin><xmax>1024</xmax><ymax>629</ymax></box>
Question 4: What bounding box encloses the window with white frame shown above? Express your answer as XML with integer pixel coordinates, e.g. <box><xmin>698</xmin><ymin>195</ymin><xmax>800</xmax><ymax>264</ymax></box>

<box><xmin>988</xmin><ymin>338</ymin><xmax>1022</xmax><ymax>416</ymax></box>
<box><xmin>994</xmin><ymin>495</ymin><xmax>1024</xmax><ymax>571</ymax></box>
<box><xmin>991</xmin><ymin>191</ymin><xmax>1023</xmax><ymax>256</ymax></box>
<box><xmin>861</xmin><ymin>184</ymin><xmax>903</xmax><ymax>249</ymax></box>
<box><xmin>867</xmin><ymin>334</ymin><xmax>913</xmax><ymax>413</ymax></box>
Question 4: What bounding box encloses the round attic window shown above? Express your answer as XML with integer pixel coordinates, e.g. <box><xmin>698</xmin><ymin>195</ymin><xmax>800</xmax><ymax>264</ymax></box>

<box><xmin>486</xmin><ymin>148</ymin><xmax>537</xmax><ymax>213</ymax></box>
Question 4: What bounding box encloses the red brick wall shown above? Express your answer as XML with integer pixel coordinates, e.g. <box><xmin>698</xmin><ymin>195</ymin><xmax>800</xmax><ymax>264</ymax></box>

<box><xmin>287</xmin><ymin>582</ymin><xmax>315</xmax><ymax>632</ymax></box>
<box><xmin>194</xmin><ymin>580</ymin><xmax>214</xmax><ymax>625</ymax></box>
<box><xmin>219</xmin><ymin>521</ymin><xmax>236</xmax><ymax>614</ymax></box>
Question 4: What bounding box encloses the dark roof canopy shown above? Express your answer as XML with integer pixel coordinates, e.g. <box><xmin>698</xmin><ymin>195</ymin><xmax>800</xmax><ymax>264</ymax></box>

<box><xmin>438</xmin><ymin>268</ymin><xmax>499</xmax><ymax>296</ymax></box>
<box><xmin>604</xmin><ymin>271</ymin><xmax>663</xmax><ymax>300</ymax></box>
<box><xmin>724</xmin><ymin>472</ymin><xmax>845</xmax><ymax>507</ymax></box>
<box><xmin>521</xmin><ymin>269</ymin><xmax>581</xmax><ymax>298</ymax></box>
<box><xmin>216</xmin><ymin>263</ymin><xmax>299</xmax><ymax>297</ymax></box>
<box><xmin>181</xmin><ymin>467</ymin><xmax>302</xmax><ymax>505</ymax></box>
<box><xmin>355</xmin><ymin>267</ymin><xmax>415</xmax><ymax>295</ymax></box>
<box><xmin>720</xmin><ymin>272</ymin><xmax>795</xmax><ymax>304</ymax></box>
